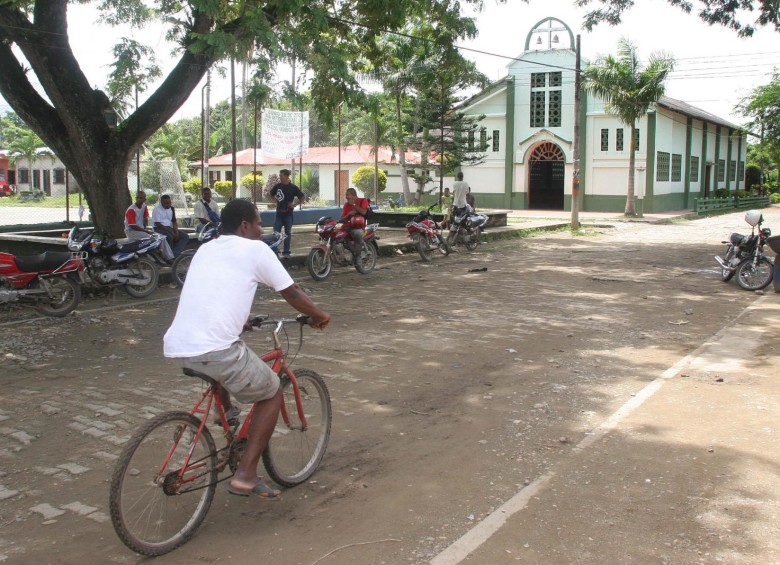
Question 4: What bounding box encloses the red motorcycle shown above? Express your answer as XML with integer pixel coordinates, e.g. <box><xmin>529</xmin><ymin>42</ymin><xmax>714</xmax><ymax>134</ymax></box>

<box><xmin>406</xmin><ymin>204</ymin><xmax>450</xmax><ymax>262</ymax></box>
<box><xmin>0</xmin><ymin>250</ymin><xmax>83</xmax><ymax>317</ymax></box>
<box><xmin>306</xmin><ymin>216</ymin><xmax>379</xmax><ymax>281</ymax></box>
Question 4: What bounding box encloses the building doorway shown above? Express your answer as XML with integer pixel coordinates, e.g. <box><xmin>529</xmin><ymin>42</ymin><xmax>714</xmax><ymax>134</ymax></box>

<box><xmin>528</xmin><ymin>142</ymin><xmax>565</xmax><ymax>209</ymax></box>
<box><xmin>704</xmin><ymin>164</ymin><xmax>712</xmax><ymax>197</ymax></box>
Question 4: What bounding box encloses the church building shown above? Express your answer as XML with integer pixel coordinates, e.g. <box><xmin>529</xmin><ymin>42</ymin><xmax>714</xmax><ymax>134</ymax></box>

<box><xmin>460</xmin><ymin>17</ymin><xmax>747</xmax><ymax>213</ymax></box>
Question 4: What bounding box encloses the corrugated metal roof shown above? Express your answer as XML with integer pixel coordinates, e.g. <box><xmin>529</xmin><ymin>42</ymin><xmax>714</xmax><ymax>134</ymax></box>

<box><xmin>656</xmin><ymin>96</ymin><xmax>741</xmax><ymax>130</ymax></box>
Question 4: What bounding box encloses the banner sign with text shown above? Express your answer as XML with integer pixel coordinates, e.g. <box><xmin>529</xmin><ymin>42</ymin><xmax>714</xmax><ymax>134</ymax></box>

<box><xmin>261</xmin><ymin>109</ymin><xmax>310</xmax><ymax>159</ymax></box>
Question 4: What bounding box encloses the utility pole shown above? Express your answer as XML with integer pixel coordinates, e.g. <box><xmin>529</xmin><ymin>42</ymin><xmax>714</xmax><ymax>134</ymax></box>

<box><xmin>230</xmin><ymin>57</ymin><xmax>238</xmax><ymax>200</ymax></box>
<box><xmin>202</xmin><ymin>72</ymin><xmax>210</xmax><ymax>191</ymax></box>
<box><xmin>571</xmin><ymin>34</ymin><xmax>581</xmax><ymax>230</ymax></box>
<box><xmin>135</xmin><ymin>85</ymin><xmax>140</xmax><ymax>194</ymax></box>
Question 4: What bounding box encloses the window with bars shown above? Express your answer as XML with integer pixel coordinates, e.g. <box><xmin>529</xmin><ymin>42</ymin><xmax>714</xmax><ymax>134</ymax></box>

<box><xmin>717</xmin><ymin>159</ymin><xmax>725</xmax><ymax>182</ymax></box>
<box><xmin>480</xmin><ymin>128</ymin><xmax>487</xmax><ymax>151</ymax></box>
<box><xmin>53</xmin><ymin>168</ymin><xmax>65</xmax><ymax>184</ymax></box>
<box><xmin>616</xmin><ymin>128</ymin><xmax>624</xmax><ymax>151</ymax></box>
<box><xmin>738</xmin><ymin>161</ymin><xmax>745</xmax><ymax>181</ymax></box>
<box><xmin>549</xmin><ymin>90</ymin><xmax>561</xmax><ymax>127</ymax></box>
<box><xmin>467</xmin><ymin>131</ymin><xmax>475</xmax><ymax>151</ymax></box>
<box><xmin>633</xmin><ymin>129</ymin><xmax>640</xmax><ymax>151</ymax></box>
<box><xmin>531</xmin><ymin>73</ymin><xmax>546</xmax><ymax>88</ymax></box>
<box><xmin>600</xmin><ymin>129</ymin><xmax>609</xmax><ymax>152</ymax></box>
<box><xmin>19</xmin><ymin>168</ymin><xmax>29</xmax><ymax>184</ymax></box>
<box><xmin>549</xmin><ymin>72</ymin><xmax>562</xmax><ymax>87</ymax></box>
<box><xmin>690</xmin><ymin>156</ymin><xmax>699</xmax><ymax>182</ymax></box>
<box><xmin>530</xmin><ymin>91</ymin><xmax>546</xmax><ymax>127</ymax></box>
<box><xmin>671</xmin><ymin>154</ymin><xmax>682</xmax><ymax>182</ymax></box>
<box><xmin>492</xmin><ymin>130</ymin><xmax>500</xmax><ymax>152</ymax></box>
<box><xmin>729</xmin><ymin>160</ymin><xmax>736</xmax><ymax>181</ymax></box>
<box><xmin>656</xmin><ymin>152</ymin><xmax>670</xmax><ymax>181</ymax></box>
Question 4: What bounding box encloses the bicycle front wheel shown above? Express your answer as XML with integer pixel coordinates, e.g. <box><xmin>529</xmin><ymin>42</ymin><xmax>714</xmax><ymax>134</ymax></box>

<box><xmin>109</xmin><ymin>412</ymin><xmax>217</xmax><ymax>557</ymax></box>
<box><xmin>263</xmin><ymin>369</ymin><xmax>332</xmax><ymax>487</ymax></box>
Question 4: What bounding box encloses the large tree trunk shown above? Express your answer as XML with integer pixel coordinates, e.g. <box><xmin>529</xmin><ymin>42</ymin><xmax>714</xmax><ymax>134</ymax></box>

<box><xmin>0</xmin><ymin>3</ymin><xmax>215</xmax><ymax>233</ymax></box>
<box><xmin>625</xmin><ymin>124</ymin><xmax>637</xmax><ymax>216</ymax></box>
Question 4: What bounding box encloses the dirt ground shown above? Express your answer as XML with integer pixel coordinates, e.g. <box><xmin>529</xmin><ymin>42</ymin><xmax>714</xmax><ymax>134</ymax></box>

<box><xmin>1</xmin><ymin>208</ymin><xmax>779</xmax><ymax>564</ymax></box>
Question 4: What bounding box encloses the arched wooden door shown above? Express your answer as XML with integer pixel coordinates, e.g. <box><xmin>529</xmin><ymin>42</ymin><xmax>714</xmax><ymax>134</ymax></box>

<box><xmin>528</xmin><ymin>142</ymin><xmax>565</xmax><ymax>210</ymax></box>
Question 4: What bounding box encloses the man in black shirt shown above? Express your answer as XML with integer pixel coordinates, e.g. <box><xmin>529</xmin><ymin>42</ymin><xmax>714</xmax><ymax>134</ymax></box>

<box><xmin>269</xmin><ymin>169</ymin><xmax>306</xmax><ymax>258</ymax></box>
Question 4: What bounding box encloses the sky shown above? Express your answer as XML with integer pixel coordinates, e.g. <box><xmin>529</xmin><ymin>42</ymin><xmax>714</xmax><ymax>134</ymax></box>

<box><xmin>1</xmin><ymin>0</ymin><xmax>778</xmax><ymax>129</ymax></box>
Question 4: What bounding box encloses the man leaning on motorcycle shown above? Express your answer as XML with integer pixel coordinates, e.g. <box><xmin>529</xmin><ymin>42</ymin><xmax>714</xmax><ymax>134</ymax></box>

<box><xmin>340</xmin><ymin>188</ymin><xmax>369</xmax><ymax>255</ymax></box>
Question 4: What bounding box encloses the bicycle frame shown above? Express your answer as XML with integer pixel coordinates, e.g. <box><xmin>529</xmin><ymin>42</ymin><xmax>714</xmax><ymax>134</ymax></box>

<box><xmin>162</xmin><ymin>321</ymin><xmax>308</xmax><ymax>488</ymax></box>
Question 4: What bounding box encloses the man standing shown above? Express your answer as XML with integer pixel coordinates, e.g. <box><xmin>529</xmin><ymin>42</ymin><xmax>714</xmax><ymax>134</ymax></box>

<box><xmin>193</xmin><ymin>187</ymin><xmax>220</xmax><ymax>232</ymax></box>
<box><xmin>452</xmin><ymin>172</ymin><xmax>470</xmax><ymax>214</ymax></box>
<box><xmin>152</xmin><ymin>194</ymin><xmax>189</xmax><ymax>257</ymax></box>
<box><xmin>270</xmin><ymin>169</ymin><xmax>306</xmax><ymax>259</ymax></box>
<box><xmin>164</xmin><ymin>199</ymin><xmax>330</xmax><ymax>499</ymax></box>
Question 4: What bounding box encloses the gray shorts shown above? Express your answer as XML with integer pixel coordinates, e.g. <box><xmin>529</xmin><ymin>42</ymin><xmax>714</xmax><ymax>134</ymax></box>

<box><xmin>182</xmin><ymin>341</ymin><xmax>279</xmax><ymax>404</ymax></box>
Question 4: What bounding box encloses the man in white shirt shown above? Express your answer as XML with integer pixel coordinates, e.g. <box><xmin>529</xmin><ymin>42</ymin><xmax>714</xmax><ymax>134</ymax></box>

<box><xmin>152</xmin><ymin>194</ymin><xmax>189</xmax><ymax>258</ymax></box>
<box><xmin>164</xmin><ymin>198</ymin><xmax>330</xmax><ymax>500</ymax></box>
<box><xmin>452</xmin><ymin>172</ymin><xmax>470</xmax><ymax>213</ymax></box>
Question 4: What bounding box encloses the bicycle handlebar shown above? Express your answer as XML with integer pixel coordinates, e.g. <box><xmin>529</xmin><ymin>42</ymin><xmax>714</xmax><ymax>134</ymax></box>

<box><xmin>249</xmin><ymin>314</ymin><xmax>311</xmax><ymax>329</ymax></box>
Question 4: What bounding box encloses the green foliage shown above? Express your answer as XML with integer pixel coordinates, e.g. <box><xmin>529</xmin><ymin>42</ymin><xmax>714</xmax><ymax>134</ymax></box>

<box><xmin>352</xmin><ymin>166</ymin><xmax>387</xmax><ymax>196</ymax></box>
<box><xmin>240</xmin><ymin>172</ymin><xmax>264</xmax><ymax>199</ymax></box>
<box><xmin>213</xmin><ymin>180</ymin><xmax>233</xmax><ymax>200</ymax></box>
<box><xmin>139</xmin><ymin>162</ymin><xmax>161</xmax><ymax>192</ymax></box>
<box><xmin>182</xmin><ymin>177</ymin><xmax>203</xmax><ymax>196</ymax></box>
<box><xmin>739</xmin><ymin>74</ymin><xmax>780</xmax><ymax>177</ymax></box>
<box><xmin>714</xmin><ymin>188</ymin><xmax>731</xmax><ymax>198</ymax></box>
<box><xmin>770</xmin><ymin>193</ymin><xmax>780</xmax><ymax>204</ymax></box>
<box><xmin>733</xmin><ymin>190</ymin><xmax>751</xmax><ymax>198</ymax></box>
<box><xmin>296</xmin><ymin>169</ymin><xmax>319</xmax><ymax>198</ymax></box>
<box><xmin>106</xmin><ymin>38</ymin><xmax>161</xmax><ymax>112</ymax></box>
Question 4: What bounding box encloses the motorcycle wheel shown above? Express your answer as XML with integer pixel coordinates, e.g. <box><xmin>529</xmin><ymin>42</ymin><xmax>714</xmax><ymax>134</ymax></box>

<box><xmin>33</xmin><ymin>276</ymin><xmax>81</xmax><ymax>317</ymax></box>
<box><xmin>125</xmin><ymin>258</ymin><xmax>159</xmax><ymax>298</ymax></box>
<box><xmin>437</xmin><ymin>234</ymin><xmax>450</xmax><ymax>256</ymax></box>
<box><xmin>464</xmin><ymin>228</ymin><xmax>481</xmax><ymax>251</ymax></box>
<box><xmin>447</xmin><ymin>229</ymin><xmax>457</xmax><ymax>247</ymax></box>
<box><xmin>171</xmin><ymin>251</ymin><xmax>195</xmax><ymax>288</ymax></box>
<box><xmin>354</xmin><ymin>241</ymin><xmax>378</xmax><ymax>274</ymax></box>
<box><xmin>736</xmin><ymin>256</ymin><xmax>774</xmax><ymax>291</ymax></box>
<box><xmin>721</xmin><ymin>247</ymin><xmax>736</xmax><ymax>282</ymax></box>
<box><xmin>307</xmin><ymin>248</ymin><xmax>332</xmax><ymax>281</ymax></box>
<box><xmin>418</xmin><ymin>236</ymin><xmax>434</xmax><ymax>262</ymax></box>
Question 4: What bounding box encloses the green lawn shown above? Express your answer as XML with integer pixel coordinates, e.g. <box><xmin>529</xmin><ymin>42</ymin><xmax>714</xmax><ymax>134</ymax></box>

<box><xmin>0</xmin><ymin>195</ymin><xmax>83</xmax><ymax>208</ymax></box>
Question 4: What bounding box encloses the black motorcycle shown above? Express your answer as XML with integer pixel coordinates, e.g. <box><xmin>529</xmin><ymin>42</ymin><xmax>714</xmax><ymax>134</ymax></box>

<box><xmin>714</xmin><ymin>211</ymin><xmax>774</xmax><ymax>291</ymax></box>
<box><xmin>67</xmin><ymin>226</ymin><xmax>164</xmax><ymax>298</ymax></box>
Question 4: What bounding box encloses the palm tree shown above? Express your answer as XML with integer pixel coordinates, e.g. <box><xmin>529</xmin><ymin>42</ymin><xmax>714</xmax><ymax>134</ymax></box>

<box><xmin>583</xmin><ymin>39</ymin><xmax>675</xmax><ymax>216</ymax></box>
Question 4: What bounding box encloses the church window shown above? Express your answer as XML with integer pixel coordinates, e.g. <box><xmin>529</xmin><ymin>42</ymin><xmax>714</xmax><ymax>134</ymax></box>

<box><xmin>633</xmin><ymin>129</ymin><xmax>640</xmax><ymax>151</ymax></box>
<box><xmin>737</xmin><ymin>161</ymin><xmax>745</xmax><ymax>181</ymax></box>
<box><xmin>690</xmin><ymin>156</ymin><xmax>699</xmax><ymax>182</ymax></box>
<box><xmin>549</xmin><ymin>72</ymin><xmax>562</xmax><ymax>87</ymax></box>
<box><xmin>529</xmin><ymin>72</ymin><xmax>562</xmax><ymax>128</ymax></box>
<box><xmin>480</xmin><ymin>128</ymin><xmax>487</xmax><ymax>151</ymax></box>
<box><xmin>656</xmin><ymin>152</ymin><xmax>670</xmax><ymax>181</ymax></box>
<box><xmin>467</xmin><ymin>131</ymin><xmax>475</xmax><ymax>151</ymax></box>
<box><xmin>616</xmin><ymin>128</ymin><xmax>624</xmax><ymax>151</ymax></box>
<box><xmin>531</xmin><ymin>73</ymin><xmax>546</xmax><ymax>88</ymax></box>
<box><xmin>600</xmin><ymin>129</ymin><xmax>609</xmax><ymax>152</ymax></box>
<box><xmin>671</xmin><ymin>154</ymin><xmax>682</xmax><ymax>182</ymax></box>
<box><xmin>717</xmin><ymin>159</ymin><xmax>725</xmax><ymax>182</ymax></box>
<box><xmin>549</xmin><ymin>91</ymin><xmax>561</xmax><ymax>127</ymax></box>
<box><xmin>530</xmin><ymin>92</ymin><xmax>546</xmax><ymax>127</ymax></box>
<box><xmin>492</xmin><ymin>130</ymin><xmax>500</xmax><ymax>152</ymax></box>
<box><xmin>729</xmin><ymin>160</ymin><xmax>736</xmax><ymax>181</ymax></box>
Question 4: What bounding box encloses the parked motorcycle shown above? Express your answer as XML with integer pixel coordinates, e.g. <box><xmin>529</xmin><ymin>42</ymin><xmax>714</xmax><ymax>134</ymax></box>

<box><xmin>306</xmin><ymin>216</ymin><xmax>379</xmax><ymax>281</ymax></box>
<box><xmin>447</xmin><ymin>206</ymin><xmax>488</xmax><ymax>251</ymax></box>
<box><xmin>0</xmin><ymin>251</ymin><xmax>83</xmax><ymax>317</ymax></box>
<box><xmin>67</xmin><ymin>226</ymin><xmax>164</xmax><ymax>298</ymax></box>
<box><xmin>406</xmin><ymin>204</ymin><xmax>450</xmax><ymax>262</ymax></box>
<box><xmin>714</xmin><ymin>209</ymin><xmax>774</xmax><ymax>291</ymax></box>
<box><xmin>171</xmin><ymin>223</ymin><xmax>286</xmax><ymax>287</ymax></box>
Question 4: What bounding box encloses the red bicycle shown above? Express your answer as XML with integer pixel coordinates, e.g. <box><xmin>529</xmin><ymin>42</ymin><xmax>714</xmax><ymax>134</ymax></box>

<box><xmin>109</xmin><ymin>315</ymin><xmax>332</xmax><ymax>556</ymax></box>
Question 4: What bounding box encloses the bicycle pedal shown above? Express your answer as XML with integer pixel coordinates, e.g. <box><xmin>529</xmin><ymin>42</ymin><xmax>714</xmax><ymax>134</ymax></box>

<box><xmin>227</xmin><ymin>417</ymin><xmax>240</xmax><ymax>427</ymax></box>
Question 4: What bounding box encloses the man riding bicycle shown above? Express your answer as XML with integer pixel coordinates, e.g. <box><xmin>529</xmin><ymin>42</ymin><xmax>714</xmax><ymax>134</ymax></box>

<box><xmin>163</xmin><ymin>199</ymin><xmax>331</xmax><ymax>499</ymax></box>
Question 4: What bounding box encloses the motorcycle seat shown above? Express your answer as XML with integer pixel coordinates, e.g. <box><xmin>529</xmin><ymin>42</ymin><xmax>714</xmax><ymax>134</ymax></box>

<box><xmin>15</xmin><ymin>251</ymin><xmax>75</xmax><ymax>272</ymax></box>
<box><xmin>116</xmin><ymin>239</ymin><xmax>146</xmax><ymax>253</ymax></box>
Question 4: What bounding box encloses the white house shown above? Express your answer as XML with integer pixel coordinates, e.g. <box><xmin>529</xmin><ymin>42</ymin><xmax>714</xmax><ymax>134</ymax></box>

<box><xmin>190</xmin><ymin>145</ymin><xmax>440</xmax><ymax>204</ymax></box>
<box><xmin>12</xmin><ymin>149</ymin><xmax>80</xmax><ymax>197</ymax></box>
<box><xmin>458</xmin><ymin>16</ymin><xmax>747</xmax><ymax>213</ymax></box>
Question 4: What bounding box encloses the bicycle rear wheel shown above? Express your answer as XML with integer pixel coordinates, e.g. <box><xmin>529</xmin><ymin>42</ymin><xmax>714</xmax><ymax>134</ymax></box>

<box><xmin>263</xmin><ymin>369</ymin><xmax>332</xmax><ymax>487</ymax></box>
<box><xmin>109</xmin><ymin>412</ymin><xmax>217</xmax><ymax>556</ymax></box>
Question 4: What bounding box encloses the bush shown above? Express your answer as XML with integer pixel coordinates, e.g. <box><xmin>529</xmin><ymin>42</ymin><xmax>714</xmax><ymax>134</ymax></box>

<box><xmin>263</xmin><ymin>174</ymin><xmax>280</xmax><ymax>201</ymax></box>
<box><xmin>713</xmin><ymin>188</ymin><xmax>731</xmax><ymax>199</ymax></box>
<box><xmin>733</xmin><ymin>190</ymin><xmax>750</xmax><ymax>198</ymax></box>
<box><xmin>240</xmin><ymin>172</ymin><xmax>264</xmax><ymax>200</ymax></box>
<box><xmin>351</xmin><ymin>165</ymin><xmax>387</xmax><ymax>196</ymax></box>
<box><xmin>770</xmin><ymin>193</ymin><xmax>780</xmax><ymax>204</ymax></box>
<box><xmin>182</xmin><ymin>177</ymin><xmax>202</xmax><ymax>197</ymax></box>
<box><xmin>213</xmin><ymin>180</ymin><xmax>233</xmax><ymax>200</ymax></box>
<box><xmin>145</xmin><ymin>189</ymin><xmax>159</xmax><ymax>206</ymax></box>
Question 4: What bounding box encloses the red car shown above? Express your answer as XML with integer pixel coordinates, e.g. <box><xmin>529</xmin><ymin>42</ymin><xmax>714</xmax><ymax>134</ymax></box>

<box><xmin>0</xmin><ymin>181</ymin><xmax>12</xmax><ymax>197</ymax></box>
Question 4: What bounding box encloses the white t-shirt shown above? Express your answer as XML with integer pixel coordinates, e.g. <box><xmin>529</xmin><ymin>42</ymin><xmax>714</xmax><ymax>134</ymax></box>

<box><xmin>452</xmin><ymin>180</ymin><xmax>470</xmax><ymax>208</ymax></box>
<box><xmin>163</xmin><ymin>235</ymin><xmax>294</xmax><ymax>357</ymax></box>
<box><xmin>152</xmin><ymin>205</ymin><xmax>174</xmax><ymax>227</ymax></box>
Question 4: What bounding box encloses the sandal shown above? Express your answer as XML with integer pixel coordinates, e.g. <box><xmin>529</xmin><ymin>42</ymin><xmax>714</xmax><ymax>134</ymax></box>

<box><xmin>227</xmin><ymin>480</ymin><xmax>281</xmax><ymax>500</ymax></box>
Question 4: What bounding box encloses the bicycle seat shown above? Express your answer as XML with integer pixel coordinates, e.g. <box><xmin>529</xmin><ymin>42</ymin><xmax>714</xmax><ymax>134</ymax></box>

<box><xmin>183</xmin><ymin>368</ymin><xmax>218</xmax><ymax>386</ymax></box>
